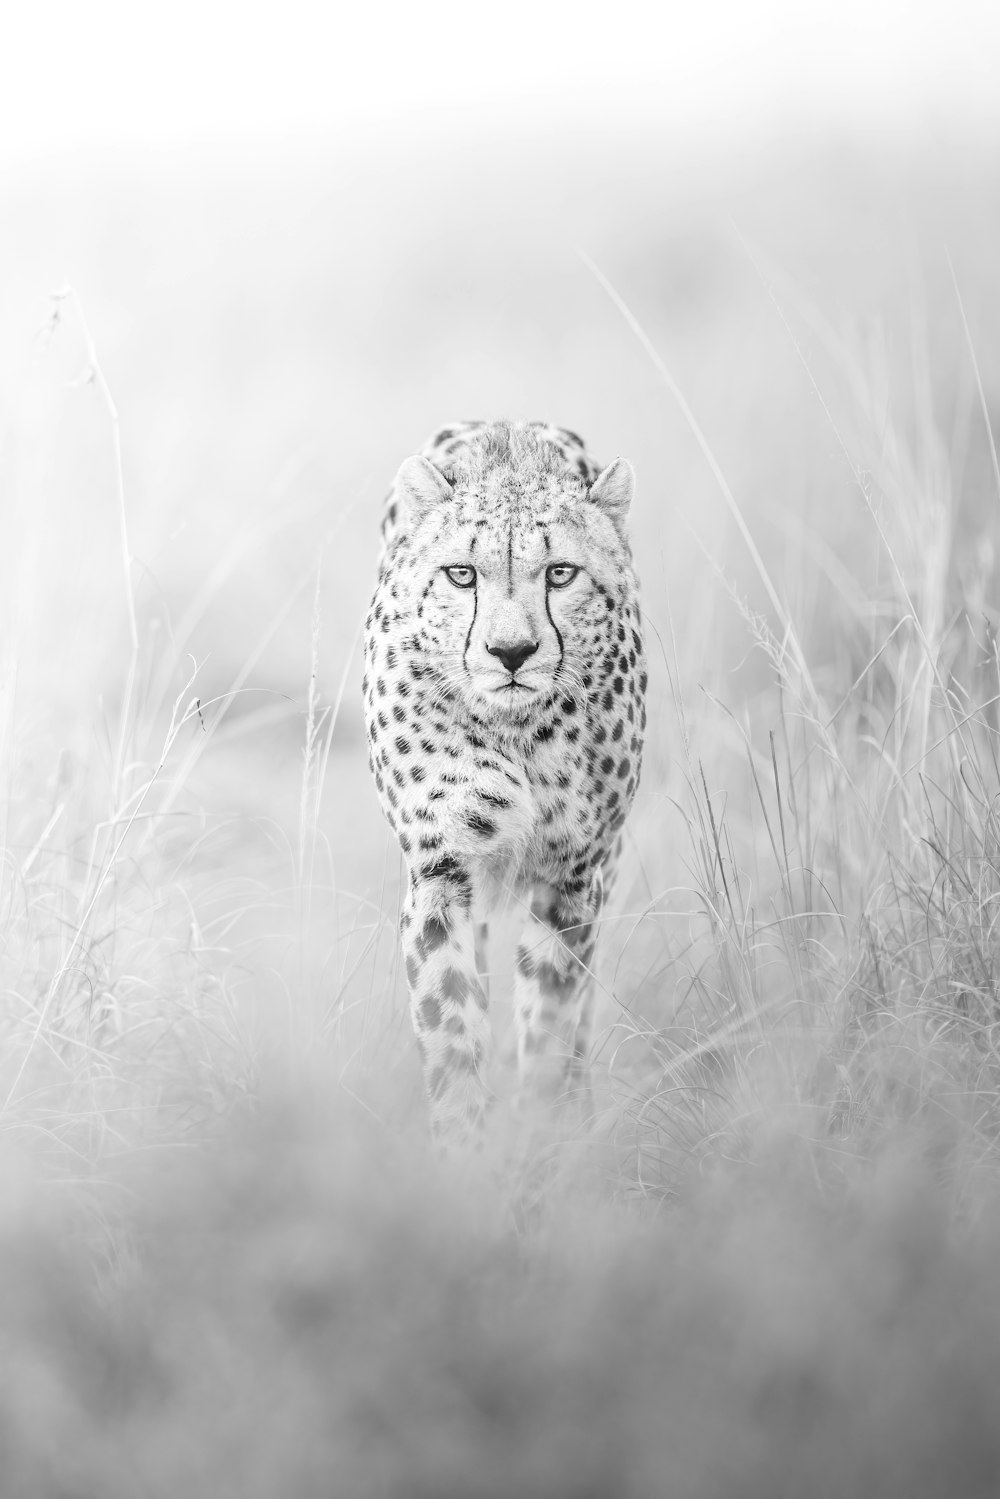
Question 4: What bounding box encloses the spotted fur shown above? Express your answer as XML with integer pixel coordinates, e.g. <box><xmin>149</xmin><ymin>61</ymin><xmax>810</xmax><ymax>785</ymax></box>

<box><xmin>363</xmin><ymin>419</ymin><xmax>647</xmax><ymax>1137</ymax></box>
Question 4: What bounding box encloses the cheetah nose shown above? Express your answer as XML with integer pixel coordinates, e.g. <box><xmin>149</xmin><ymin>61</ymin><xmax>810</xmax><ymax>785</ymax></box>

<box><xmin>487</xmin><ymin>640</ymin><xmax>539</xmax><ymax>675</ymax></box>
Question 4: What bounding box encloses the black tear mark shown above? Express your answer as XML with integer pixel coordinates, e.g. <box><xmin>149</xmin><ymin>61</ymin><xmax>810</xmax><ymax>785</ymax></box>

<box><xmin>544</xmin><ymin>586</ymin><xmax>565</xmax><ymax>677</ymax></box>
<box><xmin>461</xmin><ymin>574</ymin><xmax>478</xmax><ymax>678</ymax></box>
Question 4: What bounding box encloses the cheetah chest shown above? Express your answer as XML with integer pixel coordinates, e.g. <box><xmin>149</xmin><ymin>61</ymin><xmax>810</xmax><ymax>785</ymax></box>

<box><xmin>424</xmin><ymin>728</ymin><xmax>592</xmax><ymax>889</ymax></box>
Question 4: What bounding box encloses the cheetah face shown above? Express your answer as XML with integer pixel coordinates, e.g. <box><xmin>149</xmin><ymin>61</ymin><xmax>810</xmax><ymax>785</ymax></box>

<box><xmin>434</xmin><ymin>538</ymin><xmax>578</xmax><ymax>709</ymax></box>
<box><xmin>393</xmin><ymin>456</ymin><xmax>636</xmax><ymax>720</ymax></box>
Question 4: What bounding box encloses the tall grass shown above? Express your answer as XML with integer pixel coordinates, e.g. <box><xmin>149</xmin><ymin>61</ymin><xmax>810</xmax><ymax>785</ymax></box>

<box><xmin>597</xmin><ymin>295</ymin><xmax>1000</xmax><ymax>1220</ymax></box>
<box><xmin>2</xmin><ymin>144</ymin><xmax>1000</xmax><ymax>1493</ymax></box>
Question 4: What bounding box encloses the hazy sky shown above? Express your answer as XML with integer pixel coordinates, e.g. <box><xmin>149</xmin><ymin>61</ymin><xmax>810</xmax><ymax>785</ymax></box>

<box><xmin>1</xmin><ymin>0</ymin><xmax>997</xmax><ymax>160</ymax></box>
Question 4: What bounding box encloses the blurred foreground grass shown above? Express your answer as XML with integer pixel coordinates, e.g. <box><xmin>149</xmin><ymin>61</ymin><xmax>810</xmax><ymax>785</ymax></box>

<box><xmin>2</xmin><ymin>121</ymin><xmax>1000</xmax><ymax>1492</ymax></box>
<box><xmin>5</xmin><ymin>1093</ymin><xmax>1000</xmax><ymax>1499</ymax></box>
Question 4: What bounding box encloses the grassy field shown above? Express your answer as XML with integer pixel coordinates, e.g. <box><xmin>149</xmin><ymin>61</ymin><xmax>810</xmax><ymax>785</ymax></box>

<box><xmin>3</xmin><ymin>120</ymin><xmax>1000</xmax><ymax>1493</ymax></box>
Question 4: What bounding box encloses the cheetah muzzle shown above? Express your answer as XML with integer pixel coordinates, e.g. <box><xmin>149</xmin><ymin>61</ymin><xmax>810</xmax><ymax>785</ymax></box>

<box><xmin>363</xmin><ymin>419</ymin><xmax>647</xmax><ymax>1139</ymax></box>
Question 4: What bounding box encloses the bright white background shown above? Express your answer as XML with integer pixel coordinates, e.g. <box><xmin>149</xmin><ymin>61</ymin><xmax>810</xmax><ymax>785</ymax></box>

<box><xmin>1</xmin><ymin>0</ymin><xmax>998</xmax><ymax>159</ymax></box>
<box><xmin>3</xmin><ymin>0</ymin><xmax>999</xmax><ymax>974</ymax></box>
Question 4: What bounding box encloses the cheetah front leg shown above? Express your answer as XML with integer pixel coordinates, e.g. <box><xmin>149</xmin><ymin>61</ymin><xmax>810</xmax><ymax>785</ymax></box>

<box><xmin>567</xmin><ymin>843</ymin><xmax>621</xmax><ymax>1098</ymax></box>
<box><xmin>400</xmin><ymin>871</ymin><xmax>491</xmax><ymax>1140</ymax></box>
<box><xmin>513</xmin><ymin>881</ymin><xmax>603</xmax><ymax>1110</ymax></box>
<box><xmin>474</xmin><ymin>919</ymin><xmax>490</xmax><ymax>1005</ymax></box>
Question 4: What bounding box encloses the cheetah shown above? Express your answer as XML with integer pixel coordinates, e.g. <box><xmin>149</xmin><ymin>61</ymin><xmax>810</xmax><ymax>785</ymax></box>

<box><xmin>363</xmin><ymin>420</ymin><xmax>647</xmax><ymax>1138</ymax></box>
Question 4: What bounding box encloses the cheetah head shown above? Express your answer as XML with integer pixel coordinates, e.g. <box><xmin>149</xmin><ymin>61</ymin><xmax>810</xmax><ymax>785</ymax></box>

<box><xmin>390</xmin><ymin>449</ymin><xmax>637</xmax><ymax>722</ymax></box>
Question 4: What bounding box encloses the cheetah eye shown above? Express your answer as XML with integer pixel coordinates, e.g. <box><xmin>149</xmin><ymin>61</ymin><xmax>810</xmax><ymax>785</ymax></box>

<box><xmin>444</xmin><ymin>565</ymin><xmax>477</xmax><ymax>589</ymax></box>
<box><xmin>546</xmin><ymin>563</ymin><xmax>579</xmax><ymax>588</ymax></box>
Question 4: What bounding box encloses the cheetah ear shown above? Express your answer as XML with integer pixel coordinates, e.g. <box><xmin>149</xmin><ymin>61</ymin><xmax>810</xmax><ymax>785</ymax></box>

<box><xmin>394</xmin><ymin>455</ymin><xmax>454</xmax><ymax>524</ymax></box>
<box><xmin>588</xmin><ymin>457</ymin><xmax>635</xmax><ymax>533</ymax></box>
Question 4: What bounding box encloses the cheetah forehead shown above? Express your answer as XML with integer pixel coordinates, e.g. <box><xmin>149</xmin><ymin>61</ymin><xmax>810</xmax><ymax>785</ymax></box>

<box><xmin>377</xmin><ymin>418</ymin><xmax>624</xmax><ymax>571</ymax></box>
<box><xmin>421</xmin><ymin>419</ymin><xmax>603</xmax><ymax>494</ymax></box>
